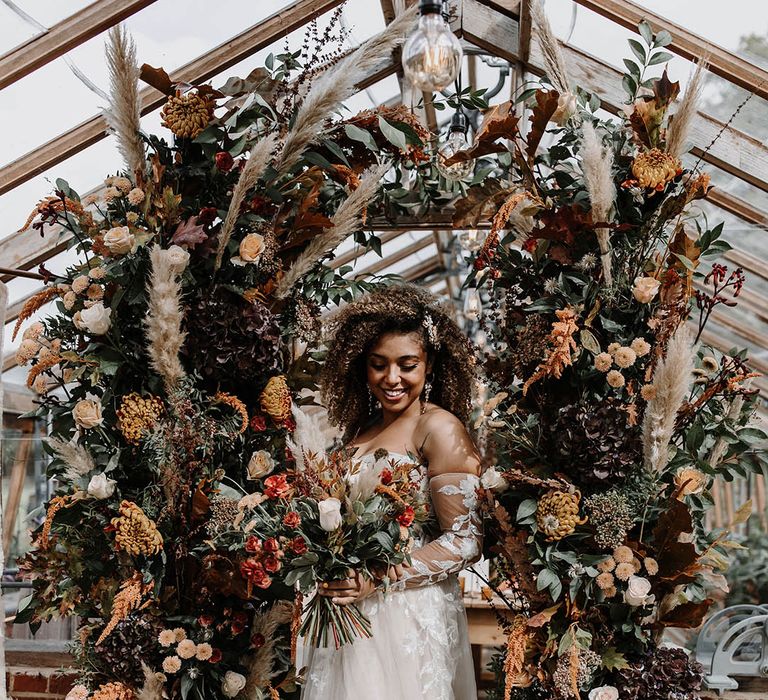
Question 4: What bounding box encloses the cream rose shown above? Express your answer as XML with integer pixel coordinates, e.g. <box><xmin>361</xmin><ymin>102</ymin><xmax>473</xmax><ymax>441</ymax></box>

<box><xmin>588</xmin><ymin>687</ymin><xmax>619</xmax><ymax>700</ymax></box>
<box><xmin>103</xmin><ymin>225</ymin><xmax>135</xmax><ymax>255</ymax></box>
<box><xmin>231</xmin><ymin>233</ymin><xmax>265</xmax><ymax>266</ymax></box>
<box><xmin>624</xmin><ymin>575</ymin><xmax>655</xmax><ymax>607</ymax></box>
<box><xmin>73</xmin><ymin>397</ymin><xmax>103</xmax><ymax>429</ymax></box>
<box><xmin>552</xmin><ymin>91</ymin><xmax>578</xmax><ymax>125</ymax></box>
<box><xmin>674</xmin><ymin>466</ymin><xmax>707</xmax><ymax>497</ymax></box>
<box><xmin>247</xmin><ymin>450</ymin><xmax>275</xmax><ymax>480</ymax></box>
<box><xmin>318</xmin><ymin>497</ymin><xmax>343</xmax><ymax>531</ymax></box>
<box><xmin>632</xmin><ymin>276</ymin><xmax>661</xmax><ymax>304</ymax></box>
<box><xmin>222</xmin><ymin>671</ymin><xmax>247</xmax><ymax>698</ymax></box>
<box><xmin>79</xmin><ymin>302</ymin><xmax>112</xmax><ymax>335</ymax></box>
<box><xmin>87</xmin><ymin>472</ymin><xmax>116</xmax><ymax>499</ymax></box>
<box><xmin>480</xmin><ymin>467</ymin><xmax>509</xmax><ymax>492</ymax></box>
<box><xmin>164</xmin><ymin>244</ymin><xmax>190</xmax><ymax>274</ymax></box>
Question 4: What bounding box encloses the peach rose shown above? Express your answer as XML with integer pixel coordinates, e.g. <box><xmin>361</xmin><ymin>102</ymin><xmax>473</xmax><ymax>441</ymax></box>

<box><xmin>103</xmin><ymin>225</ymin><xmax>135</xmax><ymax>255</ymax></box>
<box><xmin>73</xmin><ymin>397</ymin><xmax>103</xmax><ymax>429</ymax></box>
<box><xmin>632</xmin><ymin>276</ymin><xmax>661</xmax><ymax>304</ymax></box>
<box><xmin>232</xmin><ymin>233</ymin><xmax>265</xmax><ymax>266</ymax></box>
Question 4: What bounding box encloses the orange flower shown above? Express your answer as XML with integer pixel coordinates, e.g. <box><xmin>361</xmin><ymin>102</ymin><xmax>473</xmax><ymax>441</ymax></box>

<box><xmin>213</xmin><ymin>391</ymin><xmax>249</xmax><ymax>433</ymax></box>
<box><xmin>631</xmin><ymin>148</ymin><xmax>681</xmax><ymax>191</ymax></box>
<box><xmin>523</xmin><ymin>308</ymin><xmax>579</xmax><ymax>395</ymax></box>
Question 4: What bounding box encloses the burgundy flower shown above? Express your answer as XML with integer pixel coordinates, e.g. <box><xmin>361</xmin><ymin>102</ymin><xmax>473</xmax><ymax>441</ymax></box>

<box><xmin>263</xmin><ymin>537</ymin><xmax>280</xmax><ymax>553</ymax></box>
<box><xmin>215</xmin><ymin>151</ymin><xmax>234</xmax><ymax>173</ymax></box>
<box><xmin>291</xmin><ymin>536</ymin><xmax>308</xmax><ymax>555</ymax></box>
<box><xmin>250</xmin><ymin>414</ymin><xmax>267</xmax><ymax>432</ymax></box>
<box><xmin>264</xmin><ymin>474</ymin><xmax>290</xmax><ymax>499</ymax></box>
<box><xmin>380</xmin><ymin>469</ymin><xmax>393</xmax><ymax>485</ymax></box>
<box><xmin>263</xmin><ymin>555</ymin><xmax>282</xmax><ymax>573</ymax></box>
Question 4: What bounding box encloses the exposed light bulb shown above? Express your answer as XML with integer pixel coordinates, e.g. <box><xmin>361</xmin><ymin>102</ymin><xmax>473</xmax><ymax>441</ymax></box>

<box><xmin>402</xmin><ymin>1</ymin><xmax>463</xmax><ymax>92</ymax></box>
<box><xmin>463</xmin><ymin>288</ymin><xmax>482</xmax><ymax>321</ymax></box>
<box><xmin>458</xmin><ymin>227</ymin><xmax>485</xmax><ymax>252</ymax></box>
<box><xmin>436</xmin><ymin>112</ymin><xmax>474</xmax><ymax>181</ymax></box>
<box><xmin>473</xmin><ymin>328</ymin><xmax>488</xmax><ymax>349</ymax></box>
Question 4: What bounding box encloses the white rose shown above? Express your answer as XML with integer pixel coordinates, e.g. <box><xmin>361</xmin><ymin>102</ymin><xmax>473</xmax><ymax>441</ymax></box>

<box><xmin>73</xmin><ymin>398</ymin><xmax>103</xmax><ymax>429</ymax></box>
<box><xmin>164</xmin><ymin>244</ymin><xmax>190</xmax><ymax>274</ymax></box>
<box><xmin>79</xmin><ymin>302</ymin><xmax>112</xmax><ymax>335</ymax></box>
<box><xmin>221</xmin><ymin>671</ymin><xmax>247</xmax><ymax>698</ymax></box>
<box><xmin>87</xmin><ymin>472</ymin><xmax>116</xmax><ymax>499</ymax></box>
<box><xmin>589</xmin><ymin>687</ymin><xmax>619</xmax><ymax>700</ymax></box>
<box><xmin>480</xmin><ymin>467</ymin><xmax>509</xmax><ymax>492</ymax></box>
<box><xmin>318</xmin><ymin>497</ymin><xmax>342</xmax><ymax>531</ymax></box>
<box><xmin>632</xmin><ymin>276</ymin><xmax>661</xmax><ymax>304</ymax></box>
<box><xmin>247</xmin><ymin>450</ymin><xmax>275</xmax><ymax>480</ymax></box>
<box><xmin>552</xmin><ymin>91</ymin><xmax>578</xmax><ymax>125</ymax></box>
<box><xmin>103</xmin><ymin>225</ymin><xmax>135</xmax><ymax>255</ymax></box>
<box><xmin>624</xmin><ymin>575</ymin><xmax>655</xmax><ymax>607</ymax></box>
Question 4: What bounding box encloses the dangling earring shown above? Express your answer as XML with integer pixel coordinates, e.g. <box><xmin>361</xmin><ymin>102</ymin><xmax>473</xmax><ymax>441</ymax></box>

<box><xmin>368</xmin><ymin>386</ymin><xmax>379</xmax><ymax>414</ymax></box>
<box><xmin>423</xmin><ymin>377</ymin><xmax>433</xmax><ymax>404</ymax></box>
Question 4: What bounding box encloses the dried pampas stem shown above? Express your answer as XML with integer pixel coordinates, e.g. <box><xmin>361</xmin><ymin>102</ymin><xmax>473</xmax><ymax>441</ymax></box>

<box><xmin>530</xmin><ymin>0</ymin><xmax>571</xmax><ymax>94</ymax></box>
<box><xmin>666</xmin><ymin>57</ymin><xmax>709</xmax><ymax>159</ymax></box>
<box><xmin>104</xmin><ymin>25</ymin><xmax>145</xmax><ymax>177</ymax></box>
<box><xmin>244</xmin><ymin>601</ymin><xmax>293</xmax><ymax>697</ymax></box>
<box><xmin>275</xmin><ymin>5</ymin><xmax>417</xmax><ymax>175</ymax></box>
<box><xmin>275</xmin><ymin>162</ymin><xmax>390</xmax><ymax>298</ymax></box>
<box><xmin>215</xmin><ymin>132</ymin><xmax>278</xmax><ymax>271</ymax></box>
<box><xmin>136</xmin><ymin>663</ymin><xmax>165</xmax><ymax>700</ymax></box>
<box><xmin>581</xmin><ymin>122</ymin><xmax>616</xmax><ymax>285</ymax></box>
<box><xmin>145</xmin><ymin>246</ymin><xmax>187</xmax><ymax>391</ymax></box>
<box><xmin>46</xmin><ymin>436</ymin><xmax>96</xmax><ymax>482</ymax></box>
<box><xmin>642</xmin><ymin>324</ymin><xmax>697</xmax><ymax>472</ymax></box>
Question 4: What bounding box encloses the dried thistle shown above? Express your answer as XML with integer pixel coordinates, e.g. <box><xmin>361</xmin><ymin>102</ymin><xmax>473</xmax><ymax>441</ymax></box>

<box><xmin>580</xmin><ymin>122</ymin><xmax>615</xmax><ymax>285</ymax></box>
<box><xmin>666</xmin><ymin>58</ymin><xmax>709</xmax><ymax>159</ymax></box>
<box><xmin>530</xmin><ymin>0</ymin><xmax>571</xmax><ymax>94</ymax></box>
<box><xmin>642</xmin><ymin>324</ymin><xmax>696</xmax><ymax>472</ymax></box>
<box><xmin>522</xmin><ymin>308</ymin><xmax>579</xmax><ymax>395</ymax></box>
<box><xmin>275</xmin><ymin>162</ymin><xmax>390</xmax><ymax>298</ymax></box>
<box><xmin>275</xmin><ymin>5</ymin><xmax>417</xmax><ymax>174</ymax></box>
<box><xmin>145</xmin><ymin>245</ymin><xmax>186</xmax><ymax>391</ymax></box>
<box><xmin>104</xmin><ymin>25</ymin><xmax>145</xmax><ymax>176</ymax></box>
<box><xmin>46</xmin><ymin>436</ymin><xmax>96</xmax><ymax>482</ymax></box>
<box><xmin>214</xmin><ymin>132</ymin><xmax>279</xmax><ymax>271</ymax></box>
<box><xmin>243</xmin><ymin>601</ymin><xmax>293</xmax><ymax>696</ymax></box>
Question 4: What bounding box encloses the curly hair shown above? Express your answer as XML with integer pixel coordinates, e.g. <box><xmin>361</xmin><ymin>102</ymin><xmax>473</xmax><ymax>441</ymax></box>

<box><xmin>320</xmin><ymin>284</ymin><xmax>475</xmax><ymax>439</ymax></box>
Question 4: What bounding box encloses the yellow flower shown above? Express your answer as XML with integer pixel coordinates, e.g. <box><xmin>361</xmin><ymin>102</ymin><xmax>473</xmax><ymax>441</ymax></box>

<box><xmin>177</xmin><ymin>638</ymin><xmax>197</xmax><ymax>659</ymax></box>
<box><xmin>613</xmin><ymin>545</ymin><xmax>633</xmax><ymax>564</ymax></box>
<box><xmin>127</xmin><ymin>187</ymin><xmax>145</xmax><ymax>205</ymax></box>
<box><xmin>596</xmin><ymin>572</ymin><xmax>615</xmax><ymax>590</ymax></box>
<box><xmin>260</xmin><ymin>376</ymin><xmax>291</xmax><ymax>423</ymax></box>
<box><xmin>161</xmin><ymin>91</ymin><xmax>213</xmax><ymax>139</ymax></box>
<box><xmin>644</xmin><ymin>557</ymin><xmax>659</xmax><ymax>576</ymax></box>
<box><xmin>162</xmin><ymin>655</ymin><xmax>182</xmax><ymax>674</ymax></box>
<box><xmin>72</xmin><ymin>275</ymin><xmax>90</xmax><ymax>294</ymax></box>
<box><xmin>117</xmin><ymin>393</ymin><xmax>164</xmax><ymax>444</ymax></box>
<box><xmin>614</xmin><ymin>562</ymin><xmax>635</xmax><ymax>581</ymax></box>
<box><xmin>631</xmin><ymin>148</ymin><xmax>681</xmax><ymax>191</ymax></box>
<box><xmin>111</xmin><ymin>500</ymin><xmax>163</xmax><ymax>557</ymax></box>
<box><xmin>196</xmin><ymin>642</ymin><xmax>213</xmax><ymax>661</ymax></box>
<box><xmin>158</xmin><ymin>629</ymin><xmax>176</xmax><ymax>647</ymax></box>
<box><xmin>597</xmin><ymin>556</ymin><xmax>616</xmax><ymax>573</ymax></box>
<box><xmin>630</xmin><ymin>337</ymin><xmax>651</xmax><ymax>357</ymax></box>
<box><xmin>91</xmin><ymin>681</ymin><xmax>134</xmax><ymax>700</ymax></box>
<box><xmin>640</xmin><ymin>383</ymin><xmax>657</xmax><ymax>401</ymax></box>
<box><xmin>535</xmin><ymin>490</ymin><xmax>587</xmax><ymax>541</ymax></box>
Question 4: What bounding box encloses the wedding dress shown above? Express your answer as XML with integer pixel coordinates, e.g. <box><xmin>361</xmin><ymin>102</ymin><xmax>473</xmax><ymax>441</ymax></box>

<box><xmin>300</xmin><ymin>451</ymin><xmax>482</xmax><ymax>700</ymax></box>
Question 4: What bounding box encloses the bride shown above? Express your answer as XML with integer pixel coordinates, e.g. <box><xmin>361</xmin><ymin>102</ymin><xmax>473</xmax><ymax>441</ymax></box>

<box><xmin>300</xmin><ymin>285</ymin><xmax>482</xmax><ymax>700</ymax></box>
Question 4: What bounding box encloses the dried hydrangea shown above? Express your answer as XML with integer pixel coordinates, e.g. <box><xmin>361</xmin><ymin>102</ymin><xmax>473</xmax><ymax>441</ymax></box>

<box><xmin>205</xmin><ymin>495</ymin><xmax>240</xmax><ymax>537</ymax></box>
<box><xmin>584</xmin><ymin>490</ymin><xmax>634</xmax><ymax>550</ymax></box>
<box><xmin>616</xmin><ymin>647</ymin><xmax>703</xmax><ymax>700</ymax></box>
<box><xmin>553</xmin><ymin>648</ymin><xmax>601</xmax><ymax>698</ymax></box>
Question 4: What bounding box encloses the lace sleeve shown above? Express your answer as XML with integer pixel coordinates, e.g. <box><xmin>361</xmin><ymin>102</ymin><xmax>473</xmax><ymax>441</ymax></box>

<box><xmin>391</xmin><ymin>472</ymin><xmax>482</xmax><ymax>590</ymax></box>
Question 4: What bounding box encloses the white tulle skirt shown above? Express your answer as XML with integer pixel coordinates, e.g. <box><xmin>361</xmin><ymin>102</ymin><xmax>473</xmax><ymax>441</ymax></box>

<box><xmin>299</xmin><ymin>576</ymin><xmax>477</xmax><ymax>700</ymax></box>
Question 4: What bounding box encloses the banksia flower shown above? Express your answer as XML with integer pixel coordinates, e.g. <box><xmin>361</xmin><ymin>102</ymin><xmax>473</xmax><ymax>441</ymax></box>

<box><xmin>116</xmin><ymin>393</ymin><xmax>164</xmax><ymax>444</ymax></box>
<box><xmin>213</xmin><ymin>391</ymin><xmax>248</xmax><ymax>434</ymax></box>
<box><xmin>631</xmin><ymin>148</ymin><xmax>681</xmax><ymax>191</ymax></box>
<box><xmin>91</xmin><ymin>681</ymin><xmax>135</xmax><ymax>700</ymax></box>
<box><xmin>535</xmin><ymin>490</ymin><xmax>587</xmax><ymax>541</ymax></box>
<box><xmin>260</xmin><ymin>375</ymin><xmax>291</xmax><ymax>423</ymax></box>
<box><xmin>111</xmin><ymin>500</ymin><xmax>163</xmax><ymax>556</ymax></box>
<box><xmin>160</xmin><ymin>90</ymin><xmax>213</xmax><ymax>139</ymax></box>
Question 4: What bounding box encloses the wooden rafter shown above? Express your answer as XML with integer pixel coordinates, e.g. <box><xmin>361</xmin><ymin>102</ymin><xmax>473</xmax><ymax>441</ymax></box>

<box><xmin>516</xmin><ymin>0</ymin><xmax>532</xmax><ymax>65</ymax></box>
<box><xmin>354</xmin><ymin>235</ymin><xmax>434</xmax><ymax>278</ymax></box>
<box><xmin>0</xmin><ymin>0</ymin><xmax>346</xmax><ymax>197</ymax></box>
<box><xmin>571</xmin><ymin>0</ymin><xmax>768</xmax><ymax>103</ymax></box>
<box><xmin>330</xmin><ymin>230</ymin><xmax>409</xmax><ymax>269</ymax></box>
<box><xmin>0</xmin><ymin>0</ymin><xmax>158</xmax><ymax>90</ymax></box>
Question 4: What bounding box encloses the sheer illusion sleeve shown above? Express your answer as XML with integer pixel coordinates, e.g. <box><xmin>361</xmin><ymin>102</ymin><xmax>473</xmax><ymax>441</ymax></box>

<box><xmin>391</xmin><ymin>471</ymin><xmax>482</xmax><ymax>590</ymax></box>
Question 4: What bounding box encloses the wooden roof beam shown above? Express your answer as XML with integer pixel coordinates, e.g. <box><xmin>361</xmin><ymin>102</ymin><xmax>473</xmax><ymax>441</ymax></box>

<box><xmin>0</xmin><ymin>0</ymin><xmax>346</xmax><ymax>197</ymax></box>
<box><xmin>571</xmin><ymin>0</ymin><xmax>768</xmax><ymax>103</ymax></box>
<box><xmin>353</xmin><ymin>235</ymin><xmax>434</xmax><ymax>277</ymax></box>
<box><xmin>0</xmin><ymin>0</ymin><xmax>159</xmax><ymax>90</ymax></box>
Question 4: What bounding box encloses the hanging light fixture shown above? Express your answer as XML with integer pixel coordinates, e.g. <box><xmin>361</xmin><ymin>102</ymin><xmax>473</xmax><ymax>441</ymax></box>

<box><xmin>458</xmin><ymin>227</ymin><xmax>484</xmax><ymax>252</ymax></box>
<box><xmin>436</xmin><ymin>111</ymin><xmax>474</xmax><ymax>181</ymax></box>
<box><xmin>402</xmin><ymin>0</ymin><xmax>463</xmax><ymax>92</ymax></box>
<box><xmin>463</xmin><ymin>288</ymin><xmax>482</xmax><ymax>321</ymax></box>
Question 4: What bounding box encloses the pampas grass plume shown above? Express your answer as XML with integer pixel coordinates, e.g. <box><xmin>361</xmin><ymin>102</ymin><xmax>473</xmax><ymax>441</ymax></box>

<box><xmin>244</xmin><ymin>601</ymin><xmax>293</xmax><ymax>696</ymax></box>
<box><xmin>46</xmin><ymin>436</ymin><xmax>96</xmax><ymax>482</ymax></box>
<box><xmin>145</xmin><ymin>246</ymin><xmax>186</xmax><ymax>391</ymax></box>
<box><xmin>276</xmin><ymin>161</ymin><xmax>390</xmax><ymax>298</ymax></box>
<box><xmin>642</xmin><ymin>324</ymin><xmax>697</xmax><ymax>472</ymax></box>
<box><xmin>136</xmin><ymin>663</ymin><xmax>165</xmax><ymax>700</ymax></box>
<box><xmin>286</xmin><ymin>405</ymin><xmax>331</xmax><ymax>471</ymax></box>
<box><xmin>214</xmin><ymin>132</ymin><xmax>279</xmax><ymax>271</ymax></box>
<box><xmin>531</xmin><ymin>0</ymin><xmax>571</xmax><ymax>94</ymax></box>
<box><xmin>666</xmin><ymin>58</ymin><xmax>709</xmax><ymax>159</ymax></box>
<box><xmin>104</xmin><ymin>25</ymin><xmax>145</xmax><ymax>177</ymax></box>
<box><xmin>581</xmin><ymin>122</ymin><xmax>616</xmax><ymax>284</ymax></box>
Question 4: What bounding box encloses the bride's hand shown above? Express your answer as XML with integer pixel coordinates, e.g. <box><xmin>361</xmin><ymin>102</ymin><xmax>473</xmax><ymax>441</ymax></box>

<box><xmin>318</xmin><ymin>569</ymin><xmax>377</xmax><ymax>606</ymax></box>
<box><xmin>371</xmin><ymin>563</ymin><xmax>404</xmax><ymax>585</ymax></box>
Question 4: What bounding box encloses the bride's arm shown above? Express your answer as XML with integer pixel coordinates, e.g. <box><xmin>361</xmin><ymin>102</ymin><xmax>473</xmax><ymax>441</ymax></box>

<box><xmin>389</xmin><ymin>411</ymin><xmax>482</xmax><ymax>591</ymax></box>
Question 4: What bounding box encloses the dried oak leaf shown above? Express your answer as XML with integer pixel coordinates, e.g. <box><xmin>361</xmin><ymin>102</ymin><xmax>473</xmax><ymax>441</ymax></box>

<box><xmin>525</xmin><ymin>89</ymin><xmax>560</xmax><ymax>163</ymax></box>
<box><xmin>140</xmin><ymin>63</ymin><xmax>174</xmax><ymax>95</ymax></box>
<box><xmin>452</xmin><ymin>178</ymin><xmax>517</xmax><ymax>228</ymax></box>
<box><xmin>171</xmin><ymin>216</ymin><xmax>208</xmax><ymax>249</ymax></box>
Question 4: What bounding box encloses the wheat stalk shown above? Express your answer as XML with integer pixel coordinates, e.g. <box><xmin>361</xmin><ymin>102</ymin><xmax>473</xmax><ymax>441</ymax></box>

<box><xmin>275</xmin><ymin>5</ymin><xmax>417</xmax><ymax>175</ymax></box>
<box><xmin>145</xmin><ymin>246</ymin><xmax>186</xmax><ymax>391</ymax></box>
<box><xmin>46</xmin><ymin>436</ymin><xmax>96</xmax><ymax>482</ymax></box>
<box><xmin>581</xmin><ymin>122</ymin><xmax>616</xmax><ymax>285</ymax></box>
<box><xmin>243</xmin><ymin>601</ymin><xmax>293</xmax><ymax>696</ymax></box>
<box><xmin>666</xmin><ymin>58</ymin><xmax>709</xmax><ymax>159</ymax></box>
<box><xmin>275</xmin><ymin>162</ymin><xmax>389</xmax><ymax>298</ymax></box>
<box><xmin>642</xmin><ymin>324</ymin><xmax>697</xmax><ymax>472</ymax></box>
<box><xmin>214</xmin><ymin>132</ymin><xmax>279</xmax><ymax>271</ymax></box>
<box><xmin>104</xmin><ymin>25</ymin><xmax>145</xmax><ymax>177</ymax></box>
<box><xmin>530</xmin><ymin>0</ymin><xmax>571</xmax><ymax>94</ymax></box>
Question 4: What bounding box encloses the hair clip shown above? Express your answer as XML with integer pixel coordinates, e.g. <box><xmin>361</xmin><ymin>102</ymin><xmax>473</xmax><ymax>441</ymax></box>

<box><xmin>422</xmin><ymin>313</ymin><xmax>440</xmax><ymax>348</ymax></box>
